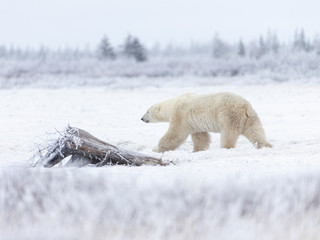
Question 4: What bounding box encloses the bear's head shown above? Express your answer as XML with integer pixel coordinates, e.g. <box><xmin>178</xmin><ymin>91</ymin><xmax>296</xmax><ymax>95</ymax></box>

<box><xmin>141</xmin><ymin>94</ymin><xmax>188</xmax><ymax>123</ymax></box>
<box><xmin>141</xmin><ymin>104</ymin><xmax>164</xmax><ymax>123</ymax></box>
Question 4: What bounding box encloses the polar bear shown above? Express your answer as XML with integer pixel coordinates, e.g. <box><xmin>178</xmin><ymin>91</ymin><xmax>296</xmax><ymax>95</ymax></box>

<box><xmin>141</xmin><ymin>92</ymin><xmax>272</xmax><ymax>153</ymax></box>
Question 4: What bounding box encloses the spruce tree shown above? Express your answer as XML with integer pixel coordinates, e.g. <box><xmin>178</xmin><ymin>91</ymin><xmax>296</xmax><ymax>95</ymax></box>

<box><xmin>258</xmin><ymin>36</ymin><xmax>267</xmax><ymax>57</ymax></box>
<box><xmin>97</xmin><ymin>36</ymin><xmax>116</xmax><ymax>60</ymax></box>
<box><xmin>212</xmin><ymin>35</ymin><xmax>229</xmax><ymax>58</ymax></box>
<box><xmin>293</xmin><ymin>29</ymin><xmax>311</xmax><ymax>52</ymax></box>
<box><xmin>238</xmin><ymin>40</ymin><xmax>246</xmax><ymax>57</ymax></box>
<box><xmin>123</xmin><ymin>35</ymin><xmax>147</xmax><ymax>62</ymax></box>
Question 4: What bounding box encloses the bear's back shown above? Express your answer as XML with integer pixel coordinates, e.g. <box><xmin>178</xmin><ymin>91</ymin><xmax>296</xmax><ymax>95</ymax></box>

<box><xmin>183</xmin><ymin>92</ymin><xmax>252</xmax><ymax>133</ymax></box>
<box><xmin>185</xmin><ymin>92</ymin><xmax>250</xmax><ymax>110</ymax></box>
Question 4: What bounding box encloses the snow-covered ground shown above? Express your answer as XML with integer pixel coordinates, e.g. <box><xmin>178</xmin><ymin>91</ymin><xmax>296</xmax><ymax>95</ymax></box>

<box><xmin>1</xmin><ymin>81</ymin><xmax>320</xmax><ymax>240</ymax></box>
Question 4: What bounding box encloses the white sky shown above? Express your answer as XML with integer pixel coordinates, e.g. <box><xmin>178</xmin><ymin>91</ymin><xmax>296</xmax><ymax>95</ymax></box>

<box><xmin>0</xmin><ymin>0</ymin><xmax>319</xmax><ymax>49</ymax></box>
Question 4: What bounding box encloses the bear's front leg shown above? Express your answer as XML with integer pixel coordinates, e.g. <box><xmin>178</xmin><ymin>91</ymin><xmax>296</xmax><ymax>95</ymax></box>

<box><xmin>153</xmin><ymin>120</ymin><xmax>190</xmax><ymax>153</ymax></box>
<box><xmin>153</xmin><ymin>145</ymin><xmax>160</xmax><ymax>152</ymax></box>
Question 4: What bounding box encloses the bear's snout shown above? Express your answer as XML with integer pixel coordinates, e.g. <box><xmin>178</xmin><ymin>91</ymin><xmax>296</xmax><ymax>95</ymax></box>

<box><xmin>141</xmin><ymin>117</ymin><xmax>149</xmax><ymax>123</ymax></box>
<box><xmin>141</xmin><ymin>112</ymin><xmax>150</xmax><ymax>123</ymax></box>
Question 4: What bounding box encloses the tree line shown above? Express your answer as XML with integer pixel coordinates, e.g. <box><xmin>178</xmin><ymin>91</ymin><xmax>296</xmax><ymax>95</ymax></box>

<box><xmin>1</xmin><ymin>30</ymin><xmax>320</xmax><ymax>62</ymax></box>
<box><xmin>212</xmin><ymin>29</ymin><xmax>320</xmax><ymax>59</ymax></box>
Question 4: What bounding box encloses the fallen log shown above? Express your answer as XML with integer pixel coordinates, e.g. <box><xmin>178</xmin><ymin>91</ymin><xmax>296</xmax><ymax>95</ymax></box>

<box><xmin>33</xmin><ymin>126</ymin><xmax>168</xmax><ymax>167</ymax></box>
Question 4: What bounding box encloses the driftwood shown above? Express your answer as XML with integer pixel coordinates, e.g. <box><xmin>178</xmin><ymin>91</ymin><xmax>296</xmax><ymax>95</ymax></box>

<box><xmin>34</xmin><ymin>126</ymin><xmax>168</xmax><ymax>167</ymax></box>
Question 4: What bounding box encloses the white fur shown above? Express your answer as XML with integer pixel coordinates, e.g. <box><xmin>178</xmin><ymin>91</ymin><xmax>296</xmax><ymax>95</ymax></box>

<box><xmin>141</xmin><ymin>92</ymin><xmax>272</xmax><ymax>153</ymax></box>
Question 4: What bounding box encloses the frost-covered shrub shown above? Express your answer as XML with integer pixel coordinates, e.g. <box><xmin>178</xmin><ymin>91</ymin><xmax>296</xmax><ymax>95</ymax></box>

<box><xmin>1</xmin><ymin>36</ymin><xmax>320</xmax><ymax>87</ymax></box>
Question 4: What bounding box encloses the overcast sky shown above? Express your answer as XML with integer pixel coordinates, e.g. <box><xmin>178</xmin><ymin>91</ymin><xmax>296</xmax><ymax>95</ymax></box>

<box><xmin>1</xmin><ymin>0</ymin><xmax>319</xmax><ymax>49</ymax></box>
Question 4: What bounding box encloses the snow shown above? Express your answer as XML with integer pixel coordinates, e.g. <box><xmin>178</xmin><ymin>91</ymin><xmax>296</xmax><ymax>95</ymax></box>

<box><xmin>1</xmin><ymin>81</ymin><xmax>320</xmax><ymax>239</ymax></box>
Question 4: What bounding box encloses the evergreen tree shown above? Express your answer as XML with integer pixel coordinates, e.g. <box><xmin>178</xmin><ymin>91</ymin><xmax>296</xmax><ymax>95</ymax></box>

<box><xmin>123</xmin><ymin>35</ymin><xmax>147</xmax><ymax>62</ymax></box>
<box><xmin>257</xmin><ymin>36</ymin><xmax>267</xmax><ymax>58</ymax></box>
<box><xmin>270</xmin><ymin>33</ymin><xmax>280</xmax><ymax>53</ymax></box>
<box><xmin>97</xmin><ymin>36</ymin><xmax>116</xmax><ymax>60</ymax></box>
<box><xmin>0</xmin><ymin>45</ymin><xmax>7</xmax><ymax>58</ymax></box>
<box><xmin>38</xmin><ymin>46</ymin><xmax>48</xmax><ymax>60</ymax></box>
<box><xmin>237</xmin><ymin>40</ymin><xmax>246</xmax><ymax>57</ymax></box>
<box><xmin>293</xmin><ymin>29</ymin><xmax>310</xmax><ymax>51</ymax></box>
<box><xmin>212</xmin><ymin>35</ymin><xmax>230</xmax><ymax>58</ymax></box>
<box><xmin>123</xmin><ymin>35</ymin><xmax>134</xmax><ymax>58</ymax></box>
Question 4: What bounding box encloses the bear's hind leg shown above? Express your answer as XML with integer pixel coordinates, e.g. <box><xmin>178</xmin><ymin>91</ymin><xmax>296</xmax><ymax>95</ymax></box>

<box><xmin>191</xmin><ymin>132</ymin><xmax>210</xmax><ymax>152</ymax></box>
<box><xmin>220</xmin><ymin>130</ymin><xmax>240</xmax><ymax>149</ymax></box>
